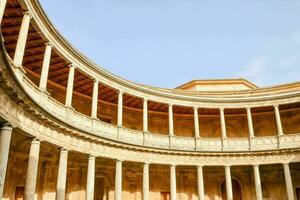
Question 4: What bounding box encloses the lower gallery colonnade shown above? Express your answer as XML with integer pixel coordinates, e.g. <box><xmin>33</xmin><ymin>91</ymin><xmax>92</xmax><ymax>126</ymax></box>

<box><xmin>0</xmin><ymin>0</ymin><xmax>300</xmax><ymax>199</ymax></box>
<box><xmin>0</xmin><ymin>124</ymin><xmax>299</xmax><ymax>200</ymax></box>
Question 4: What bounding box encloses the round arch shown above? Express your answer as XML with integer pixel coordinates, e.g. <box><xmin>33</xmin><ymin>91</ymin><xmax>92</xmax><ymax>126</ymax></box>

<box><xmin>221</xmin><ymin>178</ymin><xmax>242</xmax><ymax>200</ymax></box>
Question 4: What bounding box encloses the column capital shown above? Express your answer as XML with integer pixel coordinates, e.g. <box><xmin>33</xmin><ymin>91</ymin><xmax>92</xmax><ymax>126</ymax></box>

<box><xmin>252</xmin><ymin>164</ymin><xmax>260</xmax><ymax>167</ymax></box>
<box><xmin>246</xmin><ymin>106</ymin><xmax>252</xmax><ymax>111</ymax></box>
<box><xmin>32</xmin><ymin>138</ymin><xmax>41</xmax><ymax>145</ymax></box>
<box><xmin>1</xmin><ymin>123</ymin><xmax>13</xmax><ymax>131</ymax></box>
<box><xmin>273</xmin><ymin>104</ymin><xmax>279</xmax><ymax>108</ymax></box>
<box><xmin>23</xmin><ymin>11</ymin><xmax>32</xmax><ymax>18</ymax></box>
<box><xmin>44</xmin><ymin>41</ymin><xmax>53</xmax><ymax>48</ymax></box>
<box><xmin>224</xmin><ymin>164</ymin><xmax>231</xmax><ymax>167</ymax></box>
<box><xmin>68</xmin><ymin>63</ymin><xmax>76</xmax><ymax>68</ymax></box>
<box><xmin>116</xmin><ymin>159</ymin><xmax>123</xmax><ymax>163</ymax></box>
<box><xmin>169</xmin><ymin>163</ymin><xmax>177</xmax><ymax>167</ymax></box>
<box><xmin>143</xmin><ymin>162</ymin><xmax>150</xmax><ymax>166</ymax></box>
<box><xmin>92</xmin><ymin>78</ymin><xmax>99</xmax><ymax>84</ymax></box>
<box><xmin>88</xmin><ymin>155</ymin><xmax>96</xmax><ymax>160</ymax></box>
<box><xmin>60</xmin><ymin>147</ymin><xmax>68</xmax><ymax>152</ymax></box>
<box><xmin>117</xmin><ymin>90</ymin><xmax>124</xmax><ymax>94</ymax></box>
<box><xmin>282</xmin><ymin>162</ymin><xmax>290</xmax><ymax>165</ymax></box>
<box><xmin>193</xmin><ymin>106</ymin><xmax>199</xmax><ymax>110</ymax></box>
<box><xmin>143</xmin><ymin>98</ymin><xmax>148</xmax><ymax>102</ymax></box>
<box><xmin>219</xmin><ymin>107</ymin><xmax>225</xmax><ymax>111</ymax></box>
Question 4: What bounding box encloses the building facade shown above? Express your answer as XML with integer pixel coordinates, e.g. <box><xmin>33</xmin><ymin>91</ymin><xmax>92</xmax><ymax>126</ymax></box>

<box><xmin>0</xmin><ymin>0</ymin><xmax>300</xmax><ymax>199</ymax></box>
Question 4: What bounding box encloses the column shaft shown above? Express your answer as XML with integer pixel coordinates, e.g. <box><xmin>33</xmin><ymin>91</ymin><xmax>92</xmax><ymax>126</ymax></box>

<box><xmin>24</xmin><ymin>139</ymin><xmax>40</xmax><ymax>200</ymax></box>
<box><xmin>169</xmin><ymin>104</ymin><xmax>174</xmax><ymax>136</ymax></box>
<box><xmin>224</xmin><ymin>166</ymin><xmax>233</xmax><ymax>200</ymax></box>
<box><xmin>197</xmin><ymin>166</ymin><xmax>204</xmax><ymax>200</ymax></box>
<box><xmin>56</xmin><ymin>149</ymin><xmax>68</xmax><ymax>200</ymax></box>
<box><xmin>143</xmin><ymin>163</ymin><xmax>149</xmax><ymax>200</ymax></box>
<box><xmin>253</xmin><ymin>165</ymin><xmax>263</xmax><ymax>200</ymax></box>
<box><xmin>39</xmin><ymin>43</ymin><xmax>52</xmax><ymax>91</ymax></box>
<box><xmin>91</xmin><ymin>80</ymin><xmax>99</xmax><ymax>118</ymax></box>
<box><xmin>117</xmin><ymin>92</ymin><xmax>123</xmax><ymax>126</ymax></box>
<box><xmin>283</xmin><ymin>163</ymin><xmax>294</xmax><ymax>200</ymax></box>
<box><xmin>65</xmin><ymin>65</ymin><xmax>75</xmax><ymax>107</ymax></box>
<box><xmin>246</xmin><ymin>108</ymin><xmax>255</xmax><ymax>137</ymax></box>
<box><xmin>114</xmin><ymin>160</ymin><xmax>122</xmax><ymax>200</ymax></box>
<box><xmin>0</xmin><ymin>0</ymin><xmax>7</xmax><ymax>24</ymax></box>
<box><xmin>13</xmin><ymin>11</ymin><xmax>31</xmax><ymax>66</ymax></box>
<box><xmin>274</xmin><ymin>105</ymin><xmax>283</xmax><ymax>136</ymax></box>
<box><xmin>170</xmin><ymin>165</ymin><xmax>176</xmax><ymax>200</ymax></box>
<box><xmin>86</xmin><ymin>155</ymin><xmax>95</xmax><ymax>200</ymax></box>
<box><xmin>0</xmin><ymin>123</ymin><xmax>13</xmax><ymax>199</ymax></box>
<box><xmin>143</xmin><ymin>99</ymin><xmax>148</xmax><ymax>132</ymax></box>
<box><xmin>220</xmin><ymin>108</ymin><xmax>227</xmax><ymax>138</ymax></box>
<box><xmin>194</xmin><ymin>107</ymin><xmax>200</xmax><ymax>138</ymax></box>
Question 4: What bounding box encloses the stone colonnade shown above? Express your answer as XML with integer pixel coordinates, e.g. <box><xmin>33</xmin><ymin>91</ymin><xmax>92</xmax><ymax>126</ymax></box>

<box><xmin>3</xmin><ymin>9</ymin><xmax>286</xmax><ymax>142</ymax></box>
<box><xmin>0</xmin><ymin>4</ymin><xmax>297</xmax><ymax>200</ymax></box>
<box><xmin>0</xmin><ymin>123</ymin><xmax>296</xmax><ymax>200</ymax></box>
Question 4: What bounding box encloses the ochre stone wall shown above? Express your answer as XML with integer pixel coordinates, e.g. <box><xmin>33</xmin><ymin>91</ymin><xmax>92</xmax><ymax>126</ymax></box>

<box><xmin>281</xmin><ymin>108</ymin><xmax>300</xmax><ymax>134</ymax></box>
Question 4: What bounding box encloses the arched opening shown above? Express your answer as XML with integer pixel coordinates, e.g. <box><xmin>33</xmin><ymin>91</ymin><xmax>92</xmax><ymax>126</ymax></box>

<box><xmin>221</xmin><ymin>179</ymin><xmax>242</xmax><ymax>200</ymax></box>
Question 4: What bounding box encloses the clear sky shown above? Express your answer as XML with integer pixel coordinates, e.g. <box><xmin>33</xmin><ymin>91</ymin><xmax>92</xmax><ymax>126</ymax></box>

<box><xmin>39</xmin><ymin>0</ymin><xmax>300</xmax><ymax>88</ymax></box>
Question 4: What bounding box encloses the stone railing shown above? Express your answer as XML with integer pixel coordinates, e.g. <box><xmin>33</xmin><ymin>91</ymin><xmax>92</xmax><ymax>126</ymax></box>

<box><xmin>2</xmin><ymin>0</ymin><xmax>299</xmax><ymax>153</ymax></box>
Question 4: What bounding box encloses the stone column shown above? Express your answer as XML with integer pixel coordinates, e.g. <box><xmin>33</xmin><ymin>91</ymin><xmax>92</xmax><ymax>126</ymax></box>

<box><xmin>169</xmin><ymin>104</ymin><xmax>174</xmax><ymax>136</ymax></box>
<box><xmin>274</xmin><ymin>105</ymin><xmax>284</xmax><ymax>136</ymax></box>
<box><xmin>197</xmin><ymin>165</ymin><xmax>204</xmax><ymax>200</ymax></box>
<box><xmin>246</xmin><ymin>107</ymin><xmax>255</xmax><ymax>137</ymax></box>
<box><xmin>143</xmin><ymin>163</ymin><xmax>149</xmax><ymax>200</ymax></box>
<box><xmin>143</xmin><ymin>99</ymin><xmax>148</xmax><ymax>132</ymax></box>
<box><xmin>86</xmin><ymin>155</ymin><xmax>95</xmax><ymax>200</ymax></box>
<box><xmin>65</xmin><ymin>64</ymin><xmax>75</xmax><ymax>107</ymax></box>
<box><xmin>220</xmin><ymin>108</ymin><xmax>227</xmax><ymax>138</ymax></box>
<box><xmin>114</xmin><ymin>160</ymin><xmax>122</xmax><ymax>200</ymax></box>
<box><xmin>24</xmin><ymin>139</ymin><xmax>40</xmax><ymax>200</ymax></box>
<box><xmin>91</xmin><ymin>80</ymin><xmax>99</xmax><ymax>118</ymax></box>
<box><xmin>13</xmin><ymin>11</ymin><xmax>31</xmax><ymax>66</ymax></box>
<box><xmin>0</xmin><ymin>123</ymin><xmax>13</xmax><ymax>199</ymax></box>
<box><xmin>283</xmin><ymin>163</ymin><xmax>294</xmax><ymax>200</ymax></box>
<box><xmin>170</xmin><ymin>164</ymin><xmax>176</xmax><ymax>200</ymax></box>
<box><xmin>253</xmin><ymin>165</ymin><xmax>263</xmax><ymax>200</ymax></box>
<box><xmin>117</xmin><ymin>91</ymin><xmax>123</xmax><ymax>127</ymax></box>
<box><xmin>224</xmin><ymin>166</ymin><xmax>233</xmax><ymax>200</ymax></box>
<box><xmin>0</xmin><ymin>0</ymin><xmax>7</xmax><ymax>24</ymax></box>
<box><xmin>194</xmin><ymin>107</ymin><xmax>200</xmax><ymax>138</ymax></box>
<box><xmin>55</xmin><ymin>148</ymin><xmax>68</xmax><ymax>200</ymax></box>
<box><xmin>39</xmin><ymin>42</ymin><xmax>52</xmax><ymax>91</ymax></box>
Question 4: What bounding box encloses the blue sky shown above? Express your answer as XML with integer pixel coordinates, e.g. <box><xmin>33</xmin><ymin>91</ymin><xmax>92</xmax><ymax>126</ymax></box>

<box><xmin>40</xmin><ymin>0</ymin><xmax>300</xmax><ymax>88</ymax></box>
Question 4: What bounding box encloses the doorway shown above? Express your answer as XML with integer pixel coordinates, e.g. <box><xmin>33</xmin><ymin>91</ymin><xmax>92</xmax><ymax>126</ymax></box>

<box><xmin>296</xmin><ymin>187</ymin><xmax>300</xmax><ymax>200</ymax></box>
<box><xmin>221</xmin><ymin>179</ymin><xmax>242</xmax><ymax>200</ymax></box>
<box><xmin>94</xmin><ymin>177</ymin><xmax>105</xmax><ymax>200</ymax></box>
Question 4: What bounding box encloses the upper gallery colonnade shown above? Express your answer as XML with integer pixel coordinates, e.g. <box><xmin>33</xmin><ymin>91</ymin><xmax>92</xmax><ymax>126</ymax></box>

<box><xmin>0</xmin><ymin>0</ymin><xmax>300</xmax><ymax>152</ymax></box>
<box><xmin>0</xmin><ymin>0</ymin><xmax>300</xmax><ymax>200</ymax></box>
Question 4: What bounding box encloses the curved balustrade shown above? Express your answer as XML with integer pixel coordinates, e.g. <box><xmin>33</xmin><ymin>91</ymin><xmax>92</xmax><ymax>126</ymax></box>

<box><xmin>0</xmin><ymin>0</ymin><xmax>300</xmax><ymax>157</ymax></box>
<box><xmin>0</xmin><ymin>0</ymin><xmax>299</xmax><ymax>150</ymax></box>
<box><xmin>10</xmin><ymin>61</ymin><xmax>300</xmax><ymax>152</ymax></box>
<box><xmin>1</xmin><ymin>1</ymin><xmax>300</xmax><ymax>200</ymax></box>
